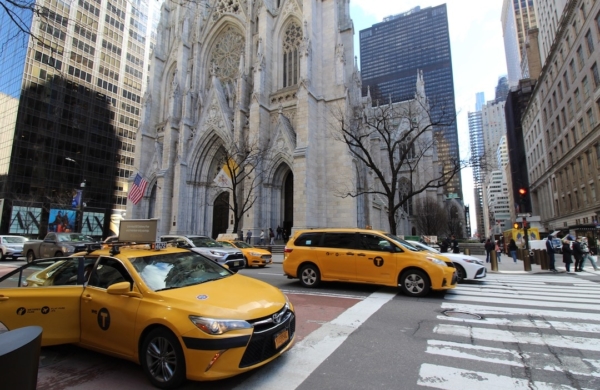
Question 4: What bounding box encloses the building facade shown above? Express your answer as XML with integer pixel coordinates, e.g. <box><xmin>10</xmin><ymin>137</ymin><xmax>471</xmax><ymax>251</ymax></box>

<box><xmin>358</xmin><ymin>4</ymin><xmax>462</xmax><ymax>200</ymax></box>
<box><xmin>502</xmin><ymin>0</ymin><xmax>538</xmax><ymax>86</ymax></box>
<box><xmin>0</xmin><ymin>0</ymin><xmax>159</xmax><ymax>237</ymax></box>
<box><xmin>521</xmin><ymin>0</ymin><xmax>600</xmax><ymax>231</ymax></box>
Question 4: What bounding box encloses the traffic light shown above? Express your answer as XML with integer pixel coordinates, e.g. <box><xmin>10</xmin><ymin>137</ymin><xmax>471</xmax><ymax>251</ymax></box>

<box><xmin>513</xmin><ymin>222</ymin><xmax>521</xmax><ymax>229</ymax></box>
<box><xmin>518</xmin><ymin>188</ymin><xmax>528</xmax><ymax>199</ymax></box>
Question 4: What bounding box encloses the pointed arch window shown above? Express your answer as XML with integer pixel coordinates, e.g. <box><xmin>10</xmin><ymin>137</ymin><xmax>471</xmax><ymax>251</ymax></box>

<box><xmin>282</xmin><ymin>22</ymin><xmax>302</xmax><ymax>88</ymax></box>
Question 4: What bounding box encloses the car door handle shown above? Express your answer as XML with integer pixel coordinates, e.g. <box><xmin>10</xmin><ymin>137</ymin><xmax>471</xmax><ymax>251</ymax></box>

<box><xmin>346</xmin><ymin>252</ymin><xmax>355</xmax><ymax>256</ymax></box>
<box><xmin>0</xmin><ymin>295</ymin><xmax>8</xmax><ymax>301</ymax></box>
<box><xmin>357</xmin><ymin>253</ymin><xmax>366</xmax><ymax>257</ymax></box>
<box><xmin>82</xmin><ymin>294</ymin><xmax>92</xmax><ymax>302</ymax></box>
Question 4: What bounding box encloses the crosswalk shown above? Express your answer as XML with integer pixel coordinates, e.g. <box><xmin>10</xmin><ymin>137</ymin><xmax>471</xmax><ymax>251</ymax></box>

<box><xmin>418</xmin><ymin>275</ymin><xmax>600</xmax><ymax>389</ymax></box>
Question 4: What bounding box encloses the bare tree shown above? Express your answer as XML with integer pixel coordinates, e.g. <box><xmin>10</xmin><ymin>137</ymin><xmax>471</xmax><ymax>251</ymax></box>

<box><xmin>213</xmin><ymin>140</ymin><xmax>268</xmax><ymax>234</ymax></box>
<box><xmin>412</xmin><ymin>197</ymin><xmax>448</xmax><ymax>236</ymax></box>
<box><xmin>331</xmin><ymin>95</ymin><xmax>467</xmax><ymax>236</ymax></box>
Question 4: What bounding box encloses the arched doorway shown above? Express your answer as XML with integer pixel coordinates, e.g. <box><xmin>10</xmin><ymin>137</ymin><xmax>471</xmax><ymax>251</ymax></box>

<box><xmin>212</xmin><ymin>192</ymin><xmax>229</xmax><ymax>238</ymax></box>
<box><xmin>282</xmin><ymin>172</ymin><xmax>293</xmax><ymax>237</ymax></box>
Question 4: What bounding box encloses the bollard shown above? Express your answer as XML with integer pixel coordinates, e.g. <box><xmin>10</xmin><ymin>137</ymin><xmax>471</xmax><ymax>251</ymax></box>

<box><xmin>539</xmin><ymin>250</ymin><xmax>548</xmax><ymax>270</ymax></box>
<box><xmin>523</xmin><ymin>251</ymin><xmax>532</xmax><ymax>271</ymax></box>
<box><xmin>0</xmin><ymin>326</ymin><xmax>42</xmax><ymax>390</ymax></box>
<box><xmin>490</xmin><ymin>250</ymin><xmax>498</xmax><ymax>271</ymax></box>
<box><xmin>464</xmin><ymin>248</ymin><xmax>470</xmax><ymax>255</ymax></box>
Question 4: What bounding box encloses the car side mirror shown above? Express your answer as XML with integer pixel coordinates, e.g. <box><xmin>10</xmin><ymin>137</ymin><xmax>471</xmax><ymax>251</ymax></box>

<box><xmin>106</xmin><ymin>281</ymin><xmax>142</xmax><ymax>298</ymax></box>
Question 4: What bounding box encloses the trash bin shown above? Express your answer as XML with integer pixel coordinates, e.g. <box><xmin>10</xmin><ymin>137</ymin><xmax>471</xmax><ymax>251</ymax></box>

<box><xmin>0</xmin><ymin>326</ymin><xmax>42</xmax><ymax>390</ymax></box>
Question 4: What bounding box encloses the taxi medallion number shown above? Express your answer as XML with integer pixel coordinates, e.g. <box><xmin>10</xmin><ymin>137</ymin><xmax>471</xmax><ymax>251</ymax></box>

<box><xmin>274</xmin><ymin>328</ymin><xmax>289</xmax><ymax>350</ymax></box>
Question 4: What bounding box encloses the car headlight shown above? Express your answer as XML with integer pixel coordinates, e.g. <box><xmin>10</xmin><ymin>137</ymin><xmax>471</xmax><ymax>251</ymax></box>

<box><xmin>209</xmin><ymin>250</ymin><xmax>226</xmax><ymax>257</ymax></box>
<box><xmin>425</xmin><ymin>256</ymin><xmax>446</xmax><ymax>266</ymax></box>
<box><xmin>189</xmin><ymin>316</ymin><xmax>252</xmax><ymax>335</ymax></box>
<box><xmin>462</xmin><ymin>259</ymin><xmax>482</xmax><ymax>265</ymax></box>
<box><xmin>61</xmin><ymin>245</ymin><xmax>75</xmax><ymax>253</ymax></box>
<box><xmin>249</xmin><ymin>251</ymin><xmax>262</xmax><ymax>257</ymax></box>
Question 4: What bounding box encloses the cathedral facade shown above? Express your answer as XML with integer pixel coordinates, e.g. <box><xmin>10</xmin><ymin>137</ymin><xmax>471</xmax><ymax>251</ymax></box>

<box><xmin>128</xmin><ymin>0</ymin><xmax>364</xmax><ymax>237</ymax></box>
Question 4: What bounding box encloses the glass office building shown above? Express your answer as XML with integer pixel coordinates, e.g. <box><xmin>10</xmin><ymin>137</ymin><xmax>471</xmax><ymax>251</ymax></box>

<box><xmin>0</xmin><ymin>0</ymin><xmax>157</xmax><ymax>237</ymax></box>
<box><xmin>359</xmin><ymin>4</ymin><xmax>462</xmax><ymax>199</ymax></box>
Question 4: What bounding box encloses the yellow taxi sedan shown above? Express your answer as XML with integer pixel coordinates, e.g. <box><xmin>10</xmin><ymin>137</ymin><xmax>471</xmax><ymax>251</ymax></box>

<box><xmin>218</xmin><ymin>240</ymin><xmax>273</xmax><ymax>268</ymax></box>
<box><xmin>0</xmin><ymin>244</ymin><xmax>295</xmax><ymax>389</ymax></box>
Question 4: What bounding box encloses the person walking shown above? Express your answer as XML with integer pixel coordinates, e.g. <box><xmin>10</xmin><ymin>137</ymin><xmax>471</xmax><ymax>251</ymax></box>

<box><xmin>573</xmin><ymin>237</ymin><xmax>584</xmax><ymax>272</ymax></box>
<box><xmin>259</xmin><ymin>230</ymin><xmax>265</xmax><ymax>245</ymax></box>
<box><xmin>276</xmin><ymin>225</ymin><xmax>282</xmax><ymax>240</ymax></box>
<box><xmin>546</xmin><ymin>237</ymin><xmax>557</xmax><ymax>272</ymax></box>
<box><xmin>440</xmin><ymin>238</ymin><xmax>449</xmax><ymax>253</ymax></box>
<box><xmin>451</xmin><ymin>235</ymin><xmax>460</xmax><ymax>254</ymax></box>
<box><xmin>562</xmin><ymin>236</ymin><xmax>573</xmax><ymax>272</ymax></box>
<box><xmin>484</xmin><ymin>239</ymin><xmax>494</xmax><ymax>263</ymax></box>
<box><xmin>509</xmin><ymin>239</ymin><xmax>518</xmax><ymax>263</ymax></box>
<box><xmin>269</xmin><ymin>228</ymin><xmax>275</xmax><ymax>245</ymax></box>
<box><xmin>495</xmin><ymin>240</ymin><xmax>502</xmax><ymax>262</ymax></box>
<box><xmin>246</xmin><ymin>230</ymin><xmax>252</xmax><ymax>244</ymax></box>
<box><xmin>581</xmin><ymin>237</ymin><xmax>598</xmax><ymax>271</ymax></box>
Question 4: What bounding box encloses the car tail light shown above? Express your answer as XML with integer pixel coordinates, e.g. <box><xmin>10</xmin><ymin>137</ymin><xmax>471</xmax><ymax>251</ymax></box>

<box><xmin>284</xmin><ymin>247</ymin><xmax>293</xmax><ymax>253</ymax></box>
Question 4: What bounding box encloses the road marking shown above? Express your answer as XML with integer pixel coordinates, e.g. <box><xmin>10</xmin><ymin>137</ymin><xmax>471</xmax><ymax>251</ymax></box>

<box><xmin>447</xmin><ymin>288</ymin><xmax>600</xmax><ymax>304</ymax></box>
<box><xmin>437</xmin><ymin>314</ymin><xmax>600</xmax><ymax>333</ymax></box>
<box><xmin>280</xmin><ymin>289</ymin><xmax>365</xmax><ymax>300</ymax></box>
<box><xmin>441</xmin><ymin>302</ymin><xmax>600</xmax><ymax>321</ymax></box>
<box><xmin>232</xmin><ymin>289</ymin><xmax>396</xmax><ymax>390</ymax></box>
<box><xmin>425</xmin><ymin>340</ymin><xmax>600</xmax><ymax>377</ymax></box>
<box><xmin>418</xmin><ymin>363</ymin><xmax>594</xmax><ymax>390</ymax></box>
<box><xmin>445</xmin><ymin>293</ymin><xmax>600</xmax><ymax>311</ymax></box>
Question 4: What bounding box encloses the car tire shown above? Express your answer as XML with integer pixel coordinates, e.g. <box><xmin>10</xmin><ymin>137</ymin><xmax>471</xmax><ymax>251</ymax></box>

<box><xmin>454</xmin><ymin>264</ymin><xmax>466</xmax><ymax>283</ymax></box>
<box><xmin>0</xmin><ymin>250</ymin><xmax>4</xmax><ymax>261</ymax></box>
<box><xmin>54</xmin><ymin>251</ymin><xmax>64</xmax><ymax>257</ymax></box>
<box><xmin>399</xmin><ymin>269</ymin><xmax>431</xmax><ymax>297</ymax></box>
<box><xmin>141</xmin><ymin>327</ymin><xmax>186</xmax><ymax>389</ymax></box>
<box><xmin>299</xmin><ymin>264</ymin><xmax>320</xmax><ymax>288</ymax></box>
<box><xmin>26</xmin><ymin>251</ymin><xmax>35</xmax><ymax>264</ymax></box>
<box><xmin>258</xmin><ymin>265</ymin><xmax>266</xmax><ymax>268</ymax></box>
<box><xmin>244</xmin><ymin>256</ymin><xmax>251</xmax><ymax>268</ymax></box>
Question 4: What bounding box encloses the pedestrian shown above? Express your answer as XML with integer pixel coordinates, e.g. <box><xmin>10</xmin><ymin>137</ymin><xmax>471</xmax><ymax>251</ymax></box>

<box><xmin>581</xmin><ymin>237</ymin><xmax>598</xmax><ymax>271</ymax></box>
<box><xmin>509</xmin><ymin>239</ymin><xmax>518</xmax><ymax>263</ymax></box>
<box><xmin>562</xmin><ymin>236</ymin><xmax>573</xmax><ymax>272</ymax></box>
<box><xmin>259</xmin><ymin>230</ymin><xmax>265</xmax><ymax>245</ymax></box>
<box><xmin>573</xmin><ymin>237</ymin><xmax>584</xmax><ymax>272</ymax></box>
<box><xmin>545</xmin><ymin>237</ymin><xmax>557</xmax><ymax>272</ymax></box>
<box><xmin>276</xmin><ymin>225</ymin><xmax>282</xmax><ymax>240</ymax></box>
<box><xmin>283</xmin><ymin>228</ymin><xmax>289</xmax><ymax>242</ymax></box>
<box><xmin>484</xmin><ymin>239</ymin><xmax>494</xmax><ymax>263</ymax></box>
<box><xmin>495</xmin><ymin>240</ymin><xmax>502</xmax><ymax>262</ymax></box>
<box><xmin>246</xmin><ymin>230</ymin><xmax>252</xmax><ymax>244</ymax></box>
<box><xmin>451</xmin><ymin>235</ymin><xmax>460</xmax><ymax>254</ymax></box>
<box><xmin>269</xmin><ymin>228</ymin><xmax>275</xmax><ymax>245</ymax></box>
<box><xmin>440</xmin><ymin>238</ymin><xmax>449</xmax><ymax>253</ymax></box>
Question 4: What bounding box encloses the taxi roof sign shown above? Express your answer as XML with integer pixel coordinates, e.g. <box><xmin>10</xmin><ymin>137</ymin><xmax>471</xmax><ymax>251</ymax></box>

<box><xmin>118</xmin><ymin>219</ymin><xmax>158</xmax><ymax>243</ymax></box>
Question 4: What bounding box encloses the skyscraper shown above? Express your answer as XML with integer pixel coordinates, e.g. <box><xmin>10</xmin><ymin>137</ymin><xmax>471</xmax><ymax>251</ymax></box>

<box><xmin>501</xmin><ymin>0</ymin><xmax>538</xmax><ymax>86</ymax></box>
<box><xmin>0</xmin><ymin>0</ymin><xmax>159</xmax><ymax>236</ymax></box>
<box><xmin>359</xmin><ymin>4</ymin><xmax>462</xmax><ymax>199</ymax></box>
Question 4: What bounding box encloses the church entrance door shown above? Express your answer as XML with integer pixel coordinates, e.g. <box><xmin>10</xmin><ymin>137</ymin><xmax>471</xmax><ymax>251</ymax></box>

<box><xmin>212</xmin><ymin>192</ymin><xmax>229</xmax><ymax>238</ymax></box>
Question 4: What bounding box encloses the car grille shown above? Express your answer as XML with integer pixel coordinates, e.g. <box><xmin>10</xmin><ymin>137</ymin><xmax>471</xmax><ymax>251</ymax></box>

<box><xmin>225</xmin><ymin>253</ymin><xmax>244</xmax><ymax>261</ymax></box>
<box><xmin>261</xmin><ymin>255</ymin><xmax>272</xmax><ymax>260</ymax></box>
<box><xmin>239</xmin><ymin>305</ymin><xmax>295</xmax><ymax>368</ymax></box>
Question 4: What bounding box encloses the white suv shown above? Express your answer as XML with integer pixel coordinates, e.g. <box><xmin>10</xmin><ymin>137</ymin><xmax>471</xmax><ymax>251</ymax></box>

<box><xmin>159</xmin><ymin>235</ymin><xmax>245</xmax><ymax>271</ymax></box>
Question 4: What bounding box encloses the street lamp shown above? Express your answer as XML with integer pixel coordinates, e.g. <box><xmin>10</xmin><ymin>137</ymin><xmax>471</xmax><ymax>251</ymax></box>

<box><xmin>65</xmin><ymin>157</ymin><xmax>86</xmax><ymax>232</ymax></box>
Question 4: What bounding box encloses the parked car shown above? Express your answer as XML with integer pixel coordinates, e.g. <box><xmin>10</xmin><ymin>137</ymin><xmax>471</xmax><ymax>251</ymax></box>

<box><xmin>23</xmin><ymin>232</ymin><xmax>99</xmax><ymax>263</ymax></box>
<box><xmin>0</xmin><ymin>244</ymin><xmax>295</xmax><ymax>388</ymax></box>
<box><xmin>0</xmin><ymin>235</ymin><xmax>29</xmax><ymax>260</ymax></box>
<box><xmin>159</xmin><ymin>235</ymin><xmax>245</xmax><ymax>272</ymax></box>
<box><xmin>217</xmin><ymin>239</ymin><xmax>273</xmax><ymax>268</ymax></box>
<box><xmin>406</xmin><ymin>240</ymin><xmax>486</xmax><ymax>283</ymax></box>
<box><xmin>282</xmin><ymin>228</ymin><xmax>457</xmax><ymax>297</ymax></box>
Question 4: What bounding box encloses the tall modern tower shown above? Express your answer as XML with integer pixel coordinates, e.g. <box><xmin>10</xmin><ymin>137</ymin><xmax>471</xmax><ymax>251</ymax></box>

<box><xmin>359</xmin><ymin>4</ymin><xmax>462</xmax><ymax>199</ymax></box>
<box><xmin>0</xmin><ymin>0</ymin><xmax>159</xmax><ymax>237</ymax></box>
<box><xmin>501</xmin><ymin>0</ymin><xmax>538</xmax><ymax>86</ymax></box>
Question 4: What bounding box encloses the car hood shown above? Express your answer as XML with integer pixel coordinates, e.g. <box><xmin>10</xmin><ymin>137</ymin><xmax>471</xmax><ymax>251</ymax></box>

<box><xmin>191</xmin><ymin>247</ymin><xmax>242</xmax><ymax>254</ymax></box>
<box><xmin>156</xmin><ymin>274</ymin><xmax>287</xmax><ymax>320</ymax></box>
<box><xmin>241</xmin><ymin>248</ymin><xmax>271</xmax><ymax>255</ymax></box>
<box><xmin>440</xmin><ymin>253</ymin><xmax>484</xmax><ymax>264</ymax></box>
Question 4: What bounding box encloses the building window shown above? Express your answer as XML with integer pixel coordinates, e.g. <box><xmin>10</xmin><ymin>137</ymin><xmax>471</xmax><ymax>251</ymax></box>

<box><xmin>574</xmin><ymin>88</ymin><xmax>581</xmax><ymax>111</ymax></box>
<box><xmin>570</xmin><ymin>59</ymin><xmax>577</xmax><ymax>80</ymax></box>
<box><xmin>282</xmin><ymin>22</ymin><xmax>302</xmax><ymax>88</ymax></box>
<box><xmin>588</xmin><ymin>108</ymin><xmax>596</xmax><ymax>129</ymax></box>
<box><xmin>579</xmin><ymin>118</ymin><xmax>586</xmax><ymax>136</ymax></box>
<box><xmin>586</xmin><ymin>30</ymin><xmax>595</xmax><ymax>54</ymax></box>
<box><xmin>582</xmin><ymin>76</ymin><xmax>590</xmax><ymax>100</ymax></box>
<box><xmin>576</xmin><ymin>46</ymin><xmax>585</xmax><ymax>70</ymax></box>
<box><xmin>592</xmin><ymin>63</ymin><xmax>600</xmax><ymax>88</ymax></box>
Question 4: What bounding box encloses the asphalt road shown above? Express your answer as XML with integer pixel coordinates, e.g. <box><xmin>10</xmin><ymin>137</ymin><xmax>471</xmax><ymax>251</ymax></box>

<box><xmin>2</xmin><ymin>258</ymin><xmax>600</xmax><ymax>389</ymax></box>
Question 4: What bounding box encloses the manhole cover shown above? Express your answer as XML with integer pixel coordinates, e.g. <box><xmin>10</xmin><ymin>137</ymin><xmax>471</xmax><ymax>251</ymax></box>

<box><xmin>443</xmin><ymin>310</ymin><xmax>482</xmax><ymax>320</ymax></box>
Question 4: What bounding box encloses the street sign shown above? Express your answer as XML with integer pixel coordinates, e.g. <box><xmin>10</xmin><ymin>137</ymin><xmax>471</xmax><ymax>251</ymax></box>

<box><xmin>517</xmin><ymin>213</ymin><xmax>531</xmax><ymax>217</ymax></box>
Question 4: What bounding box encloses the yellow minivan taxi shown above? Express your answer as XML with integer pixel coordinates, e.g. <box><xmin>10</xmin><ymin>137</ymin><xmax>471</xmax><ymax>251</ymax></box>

<box><xmin>0</xmin><ymin>244</ymin><xmax>295</xmax><ymax>388</ymax></box>
<box><xmin>283</xmin><ymin>228</ymin><xmax>457</xmax><ymax>296</ymax></box>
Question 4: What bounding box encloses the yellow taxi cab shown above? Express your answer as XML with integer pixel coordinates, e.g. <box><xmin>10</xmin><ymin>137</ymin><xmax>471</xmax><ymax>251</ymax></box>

<box><xmin>0</xmin><ymin>243</ymin><xmax>295</xmax><ymax>389</ymax></box>
<box><xmin>217</xmin><ymin>239</ymin><xmax>273</xmax><ymax>268</ymax></box>
<box><xmin>283</xmin><ymin>228</ymin><xmax>457</xmax><ymax>297</ymax></box>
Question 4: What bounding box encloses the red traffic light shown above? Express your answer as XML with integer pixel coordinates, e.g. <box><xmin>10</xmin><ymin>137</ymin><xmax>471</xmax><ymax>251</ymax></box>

<box><xmin>518</xmin><ymin>188</ymin><xmax>528</xmax><ymax>197</ymax></box>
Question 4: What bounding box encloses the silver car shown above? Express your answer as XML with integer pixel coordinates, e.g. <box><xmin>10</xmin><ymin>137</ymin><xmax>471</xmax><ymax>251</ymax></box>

<box><xmin>159</xmin><ymin>235</ymin><xmax>245</xmax><ymax>271</ymax></box>
<box><xmin>0</xmin><ymin>235</ymin><xmax>28</xmax><ymax>260</ymax></box>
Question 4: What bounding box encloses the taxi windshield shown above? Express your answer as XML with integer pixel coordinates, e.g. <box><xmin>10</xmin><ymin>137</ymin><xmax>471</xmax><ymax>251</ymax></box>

<box><xmin>383</xmin><ymin>234</ymin><xmax>420</xmax><ymax>251</ymax></box>
<box><xmin>232</xmin><ymin>241</ymin><xmax>252</xmax><ymax>248</ymax></box>
<box><xmin>129</xmin><ymin>252</ymin><xmax>231</xmax><ymax>291</ymax></box>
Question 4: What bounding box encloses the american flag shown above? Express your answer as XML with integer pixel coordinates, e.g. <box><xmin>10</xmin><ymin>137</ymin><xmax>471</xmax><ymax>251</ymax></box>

<box><xmin>128</xmin><ymin>173</ymin><xmax>148</xmax><ymax>205</ymax></box>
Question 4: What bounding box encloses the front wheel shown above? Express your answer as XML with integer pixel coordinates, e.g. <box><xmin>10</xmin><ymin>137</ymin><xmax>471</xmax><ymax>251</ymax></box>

<box><xmin>454</xmin><ymin>264</ymin><xmax>466</xmax><ymax>283</ymax></box>
<box><xmin>0</xmin><ymin>250</ymin><xmax>5</xmax><ymax>261</ymax></box>
<box><xmin>399</xmin><ymin>269</ymin><xmax>431</xmax><ymax>297</ymax></box>
<box><xmin>26</xmin><ymin>251</ymin><xmax>36</xmax><ymax>264</ymax></box>
<box><xmin>141</xmin><ymin>328</ymin><xmax>186</xmax><ymax>389</ymax></box>
<box><xmin>54</xmin><ymin>251</ymin><xmax>64</xmax><ymax>257</ymax></box>
<box><xmin>299</xmin><ymin>264</ymin><xmax>321</xmax><ymax>288</ymax></box>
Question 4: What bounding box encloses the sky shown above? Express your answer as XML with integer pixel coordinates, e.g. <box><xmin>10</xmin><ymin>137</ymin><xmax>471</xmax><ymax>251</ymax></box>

<box><xmin>350</xmin><ymin>0</ymin><xmax>509</xmax><ymax>237</ymax></box>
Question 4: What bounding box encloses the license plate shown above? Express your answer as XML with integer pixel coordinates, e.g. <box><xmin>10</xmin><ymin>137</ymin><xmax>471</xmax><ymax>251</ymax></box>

<box><xmin>233</xmin><ymin>261</ymin><xmax>241</xmax><ymax>267</ymax></box>
<box><xmin>274</xmin><ymin>328</ymin><xmax>289</xmax><ymax>349</ymax></box>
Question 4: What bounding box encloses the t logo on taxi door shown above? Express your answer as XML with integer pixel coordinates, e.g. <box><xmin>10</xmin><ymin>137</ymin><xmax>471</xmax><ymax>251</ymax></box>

<box><xmin>97</xmin><ymin>308</ymin><xmax>111</xmax><ymax>330</ymax></box>
<box><xmin>373</xmin><ymin>257</ymin><xmax>384</xmax><ymax>267</ymax></box>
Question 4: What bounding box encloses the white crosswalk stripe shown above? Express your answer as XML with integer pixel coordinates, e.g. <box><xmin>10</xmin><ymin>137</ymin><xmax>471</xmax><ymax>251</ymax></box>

<box><xmin>418</xmin><ymin>274</ymin><xmax>600</xmax><ymax>389</ymax></box>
